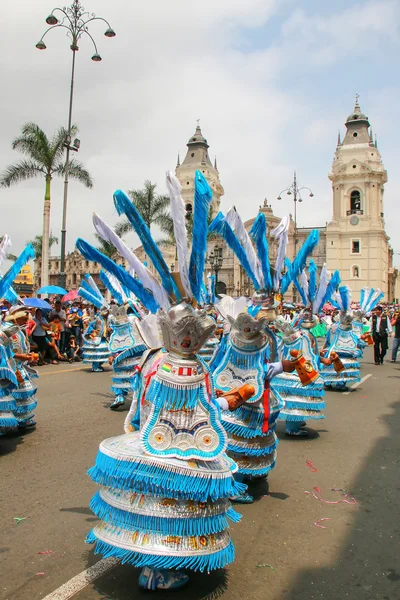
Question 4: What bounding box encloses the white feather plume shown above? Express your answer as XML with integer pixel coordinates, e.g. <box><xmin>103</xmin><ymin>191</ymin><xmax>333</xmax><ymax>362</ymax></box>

<box><xmin>0</xmin><ymin>235</ymin><xmax>11</xmax><ymax>271</ymax></box>
<box><xmin>165</xmin><ymin>171</ymin><xmax>191</xmax><ymax>297</ymax></box>
<box><xmin>86</xmin><ymin>274</ymin><xmax>104</xmax><ymax>301</ymax></box>
<box><xmin>300</xmin><ymin>269</ymin><xmax>309</xmax><ymax>304</ymax></box>
<box><xmin>312</xmin><ymin>264</ymin><xmax>329</xmax><ymax>313</ymax></box>
<box><xmin>92</xmin><ymin>213</ymin><xmax>170</xmax><ymax>311</ymax></box>
<box><xmin>271</xmin><ymin>215</ymin><xmax>290</xmax><ymax>290</ymax></box>
<box><xmin>226</xmin><ymin>207</ymin><xmax>263</xmax><ymax>287</ymax></box>
<box><xmin>136</xmin><ymin>312</ymin><xmax>163</xmax><ymax>349</ymax></box>
<box><xmin>217</xmin><ymin>295</ymin><xmax>248</xmax><ymax>321</ymax></box>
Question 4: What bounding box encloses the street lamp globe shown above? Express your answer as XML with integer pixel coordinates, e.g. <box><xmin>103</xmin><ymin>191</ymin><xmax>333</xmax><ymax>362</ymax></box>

<box><xmin>287</xmin><ymin>190</ymin><xmax>292</xmax><ymax>195</ymax></box>
<box><xmin>309</xmin><ymin>192</ymin><xmax>314</xmax><ymax>197</ymax></box>
<box><xmin>91</xmin><ymin>53</ymin><xmax>102</xmax><ymax>62</ymax></box>
<box><xmin>46</xmin><ymin>14</ymin><xmax>58</xmax><ymax>25</ymax></box>
<box><xmin>277</xmin><ymin>196</ymin><xmax>281</xmax><ymax>200</ymax></box>
<box><xmin>104</xmin><ymin>27</ymin><xmax>116</xmax><ymax>38</ymax></box>
<box><xmin>36</xmin><ymin>40</ymin><xmax>47</xmax><ymax>50</ymax></box>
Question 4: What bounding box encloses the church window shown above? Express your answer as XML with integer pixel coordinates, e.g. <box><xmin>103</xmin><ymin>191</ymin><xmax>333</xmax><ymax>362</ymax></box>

<box><xmin>185</xmin><ymin>203</ymin><xmax>193</xmax><ymax>214</ymax></box>
<box><xmin>352</xmin><ymin>164</ymin><xmax>357</xmax><ymax>169</ymax></box>
<box><xmin>191</xmin><ymin>153</ymin><xmax>195</xmax><ymax>157</ymax></box>
<box><xmin>353</xmin><ymin>132</ymin><xmax>358</xmax><ymax>138</ymax></box>
<box><xmin>352</xmin><ymin>240</ymin><xmax>360</xmax><ymax>254</ymax></box>
<box><xmin>73</xmin><ymin>273</ymin><xmax>77</xmax><ymax>284</ymax></box>
<box><xmin>350</xmin><ymin>190</ymin><xmax>361</xmax><ymax>212</ymax></box>
<box><xmin>186</xmin><ymin>181</ymin><xmax>190</xmax><ymax>185</ymax></box>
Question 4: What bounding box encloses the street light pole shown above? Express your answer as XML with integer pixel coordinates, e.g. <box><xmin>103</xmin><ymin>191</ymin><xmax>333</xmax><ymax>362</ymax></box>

<box><xmin>36</xmin><ymin>0</ymin><xmax>116</xmax><ymax>289</ymax></box>
<box><xmin>208</xmin><ymin>246</ymin><xmax>223</xmax><ymax>296</ymax></box>
<box><xmin>277</xmin><ymin>171</ymin><xmax>314</xmax><ymax>301</ymax></box>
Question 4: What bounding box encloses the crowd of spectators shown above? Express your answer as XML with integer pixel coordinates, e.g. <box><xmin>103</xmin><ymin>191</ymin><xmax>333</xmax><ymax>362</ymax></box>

<box><xmin>1</xmin><ymin>297</ymin><xmax>92</xmax><ymax>366</ymax></box>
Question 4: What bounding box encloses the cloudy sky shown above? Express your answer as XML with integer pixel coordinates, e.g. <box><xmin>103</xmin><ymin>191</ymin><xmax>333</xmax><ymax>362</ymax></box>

<box><xmin>1</xmin><ymin>0</ymin><xmax>399</xmax><ymax>264</ymax></box>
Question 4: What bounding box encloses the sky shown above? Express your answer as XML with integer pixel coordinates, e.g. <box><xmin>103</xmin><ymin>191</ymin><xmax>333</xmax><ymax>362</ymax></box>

<box><xmin>1</xmin><ymin>0</ymin><xmax>399</xmax><ymax>264</ymax></box>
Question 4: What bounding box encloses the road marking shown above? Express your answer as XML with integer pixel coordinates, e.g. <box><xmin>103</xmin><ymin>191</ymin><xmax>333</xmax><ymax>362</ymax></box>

<box><xmin>39</xmin><ymin>367</ymin><xmax>88</xmax><ymax>376</ymax></box>
<box><xmin>41</xmin><ymin>557</ymin><xmax>119</xmax><ymax>600</ymax></box>
<box><xmin>342</xmin><ymin>373</ymin><xmax>372</xmax><ymax>395</ymax></box>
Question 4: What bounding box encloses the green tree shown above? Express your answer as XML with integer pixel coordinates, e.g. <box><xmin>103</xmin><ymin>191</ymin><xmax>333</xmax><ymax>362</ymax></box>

<box><xmin>0</xmin><ymin>122</ymin><xmax>93</xmax><ymax>287</ymax></box>
<box><xmin>26</xmin><ymin>234</ymin><xmax>59</xmax><ymax>258</ymax></box>
<box><xmin>94</xmin><ymin>234</ymin><xmax>119</xmax><ymax>259</ymax></box>
<box><xmin>116</xmin><ymin>180</ymin><xmax>170</xmax><ymax>236</ymax></box>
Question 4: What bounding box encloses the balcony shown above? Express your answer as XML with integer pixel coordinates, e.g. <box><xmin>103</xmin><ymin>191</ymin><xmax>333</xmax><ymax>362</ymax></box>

<box><xmin>347</xmin><ymin>209</ymin><xmax>363</xmax><ymax>216</ymax></box>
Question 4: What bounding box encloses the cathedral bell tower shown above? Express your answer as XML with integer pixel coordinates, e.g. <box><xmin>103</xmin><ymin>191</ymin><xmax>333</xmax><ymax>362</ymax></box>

<box><xmin>175</xmin><ymin>123</ymin><xmax>224</xmax><ymax>218</ymax></box>
<box><xmin>326</xmin><ymin>97</ymin><xmax>390</xmax><ymax>299</ymax></box>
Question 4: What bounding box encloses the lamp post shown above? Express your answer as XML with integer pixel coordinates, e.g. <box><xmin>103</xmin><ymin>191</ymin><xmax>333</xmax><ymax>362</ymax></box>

<box><xmin>208</xmin><ymin>246</ymin><xmax>223</xmax><ymax>295</ymax></box>
<box><xmin>36</xmin><ymin>0</ymin><xmax>116</xmax><ymax>289</ymax></box>
<box><xmin>277</xmin><ymin>171</ymin><xmax>314</xmax><ymax>302</ymax></box>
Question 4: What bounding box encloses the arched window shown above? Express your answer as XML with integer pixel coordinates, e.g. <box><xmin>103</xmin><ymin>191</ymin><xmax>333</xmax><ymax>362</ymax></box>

<box><xmin>352</xmin><ymin>265</ymin><xmax>360</xmax><ymax>278</ymax></box>
<box><xmin>350</xmin><ymin>190</ymin><xmax>361</xmax><ymax>213</ymax></box>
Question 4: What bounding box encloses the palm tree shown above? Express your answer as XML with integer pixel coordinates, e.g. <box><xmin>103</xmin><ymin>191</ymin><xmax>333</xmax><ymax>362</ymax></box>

<box><xmin>116</xmin><ymin>180</ymin><xmax>170</xmax><ymax>236</ymax></box>
<box><xmin>94</xmin><ymin>234</ymin><xmax>119</xmax><ymax>259</ymax></box>
<box><xmin>27</xmin><ymin>234</ymin><xmax>59</xmax><ymax>258</ymax></box>
<box><xmin>0</xmin><ymin>122</ymin><xmax>93</xmax><ymax>287</ymax></box>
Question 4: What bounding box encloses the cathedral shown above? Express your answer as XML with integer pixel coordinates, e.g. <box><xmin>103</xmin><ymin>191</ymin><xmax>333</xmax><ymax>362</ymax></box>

<box><xmin>37</xmin><ymin>98</ymin><xmax>398</xmax><ymax>302</ymax></box>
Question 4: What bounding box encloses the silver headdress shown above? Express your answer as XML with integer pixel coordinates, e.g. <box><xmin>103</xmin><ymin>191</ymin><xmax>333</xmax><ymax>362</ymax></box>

<box><xmin>158</xmin><ymin>302</ymin><xmax>216</xmax><ymax>357</ymax></box>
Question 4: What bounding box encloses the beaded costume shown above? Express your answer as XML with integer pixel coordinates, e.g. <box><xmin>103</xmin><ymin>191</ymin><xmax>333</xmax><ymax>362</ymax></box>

<box><xmin>0</xmin><ymin>327</ymin><xmax>19</xmax><ymax>434</ymax></box>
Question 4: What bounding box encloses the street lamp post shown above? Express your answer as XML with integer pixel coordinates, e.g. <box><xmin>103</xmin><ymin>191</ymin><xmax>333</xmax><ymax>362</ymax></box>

<box><xmin>277</xmin><ymin>171</ymin><xmax>314</xmax><ymax>302</ymax></box>
<box><xmin>208</xmin><ymin>246</ymin><xmax>223</xmax><ymax>295</ymax></box>
<box><xmin>36</xmin><ymin>0</ymin><xmax>116</xmax><ymax>289</ymax></box>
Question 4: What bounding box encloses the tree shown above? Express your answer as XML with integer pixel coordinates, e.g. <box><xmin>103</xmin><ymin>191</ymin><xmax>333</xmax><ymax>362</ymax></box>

<box><xmin>94</xmin><ymin>234</ymin><xmax>119</xmax><ymax>260</ymax></box>
<box><xmin>116</xmin><ymin>180</ymin><xmax>170</xmax><ymax>236</ymax></box>
<box><xmin>26</xmin><ymin>234</ymin><xmax>59</xmax><ymax>258</ymax></box>
<box><xmin>0</xmin><ymin>122</ymin><xmax>93</xmax><ymax>287</ymax></box>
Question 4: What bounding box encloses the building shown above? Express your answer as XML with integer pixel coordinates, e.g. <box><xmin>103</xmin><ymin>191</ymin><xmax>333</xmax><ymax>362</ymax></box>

<box><xmin>14</xmin><ymin>264</ymin><xmax>34</xmax><ymax>297</ymax></box>
<box><xmin>36</xmin><ymin>101</ymin><xmax>397</xmax><ymax>302</ymax></box>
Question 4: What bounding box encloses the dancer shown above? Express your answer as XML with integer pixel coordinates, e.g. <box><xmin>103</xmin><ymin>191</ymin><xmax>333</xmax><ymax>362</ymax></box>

<box><xmin>209</xmin><ymin>210</ymin><xmax>320</xmax><ymax>500</ymax></box>
<box><xmin>78</xmin><ymin>171</ymin><xmax>257</xmax><ymax>590</ymax></box>
<box><xmin>0</xmin><ymin>326</ymin><xmax>19</xmax><ymax>435</ymax></box>
<box><xmin>79</xmin><ymin>277</ymin><xmax>111</xmax><ymax>372</ymax></box>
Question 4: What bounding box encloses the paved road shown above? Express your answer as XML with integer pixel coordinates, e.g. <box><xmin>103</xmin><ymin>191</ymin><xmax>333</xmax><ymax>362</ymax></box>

<box><xmin>1</xmin><ymin>348</ymin><xmax>399</xmax><ymax>600</ymax></box>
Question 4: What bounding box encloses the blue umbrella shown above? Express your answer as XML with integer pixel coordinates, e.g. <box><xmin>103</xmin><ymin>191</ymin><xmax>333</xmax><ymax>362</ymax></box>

<box><xmin>37</xmin><ymin>285</ymin><xmax>67</xmax><ymax>295</ymax></box>
<box><xmin>22</xmin><ymin>298</ymin><xmax>52</xmax><ymax>310</ymax></box>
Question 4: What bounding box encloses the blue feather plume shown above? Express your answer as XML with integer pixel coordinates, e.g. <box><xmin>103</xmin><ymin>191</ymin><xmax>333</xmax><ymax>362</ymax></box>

<box><xmin>188</xmin><ymin>171</ymin><xmax>213</xmax><ymax>303</ymax></box>
<box><xmin>249</xmin><ymin>213</ymin><xmax>272</xmax><ymax>291</ymax></box>
<box><xmin>76</xmin><ymin>239</ymin><xmax>159</xmax><ymax>314</ymax></box>
<box><xmin>308</xmin><ymin>260</ymin><xmax>317</xmax><ymax>301</ymax></box>
<box><xmin>209</xmin><ymin>212</ymin><xmax>260</xmax><ymax>290</ymax></box>
<box><xmin>209</xmin><ymin>274</ymin><xmax>216</xmax><ymax>304</ymax></box>
<box><xmin>99</xmin><ymin>270</ymin><xmax>124</xmax><ymax>305</ymax></box>
<box><xmin>0</xmin><ymin>244</ymin><xmax>35</xmax><ymax>299</ymax></box>
<box><xmin>364</xmin><ymin>288</ymin><xmax>375</xmax><ymax>312</ymax></box>
<box><xmin>359</xmin><ymin>288</ymin><xmax>366</xmax><ymax>308</ymax></box>
<box><xmin>339</xmin><ymin>286</ymin><xmax>350</xmax><ymax>312</ymax></box>
<box><xmin>294</xmin><ymin>277</ymin><xmax>308</xmax><ymax>305</ymax></box>
<box><xmin>281</xmin><ymin>229</ymin><xmax>320</xmax><ymax>294</ymax></box>
<box><xmin>78</xmin><ymin>286</ymin><xmax>104</xmax><ymax>309</ymax></box>
<box><xmin>113</xmin><ymin>189</ymin><xmax>180</xmax><ymax>301</ymax></box>
<box><xmin>370</xmin><ymin>291</ymin><xmax>384</xmax><ymax>311</ymax></box>
<box><xmin>318</xmin><ymin>270</ymin><xmax>341</xmax><ymax>309</ymax></box>
<box><xmin>80</xmin><ymin>278</ymin><xmax>102</xmax><ymax>300</ymax></box>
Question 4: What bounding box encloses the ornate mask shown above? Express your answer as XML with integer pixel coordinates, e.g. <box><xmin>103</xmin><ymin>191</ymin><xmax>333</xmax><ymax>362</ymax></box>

<box><xmin>340</xmin><ymin>311</ymin><xmax>353</xmax><ymax>330</ymax></box>
<box><xmin>251</xmin><ymin>290</ymin><xmax>279</xmax><ymax>322</ymax></box>
<box><xmin>158</xmin><ymin>302</ymin><xmax>216</xmax><ymax>357</ymax></box>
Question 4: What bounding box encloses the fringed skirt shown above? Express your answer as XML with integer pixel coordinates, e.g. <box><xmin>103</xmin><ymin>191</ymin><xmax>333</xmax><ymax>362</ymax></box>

<box><xmin>87</xmin><ymin>431</ymin><xmax>242</xmax><ymax>572</ymax></box>
<box><xmin>321</xmin><ymin>356</ymin><xmax>361</xmax><ymax>387</ymax></box>
<box><xmin>273</xmin><ymin>373</ymin><xmax>325</xmax><ymax>423</ymax></box>
<box><xmin>12</xmin><ymin>366</ymin><xmax>37</xmax><ymax>425</ymax></box>
<box><xmin>82</xmin><ymin>340</ymin><xmax>111</xmax><ymax>365</ymax></box>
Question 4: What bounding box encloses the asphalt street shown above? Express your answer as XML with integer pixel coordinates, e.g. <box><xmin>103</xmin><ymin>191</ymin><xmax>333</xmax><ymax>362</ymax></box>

<box><xmin>0</xmin><ymin>347</ymin><xmax>399</xmax><ymax>600</ymax></box>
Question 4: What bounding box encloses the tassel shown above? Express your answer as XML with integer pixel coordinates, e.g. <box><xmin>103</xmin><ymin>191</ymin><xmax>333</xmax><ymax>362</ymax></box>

<box><xmin>189</xmin><ymin>171</ymin><xmax>213</xmax><ymax>303</ymax></box>
<box><xmin>76</xmin><ymin>239</ymin><xmax>159</xmax><ymax>313</ymax></box>
<box><xmin>209</xmin><ymin>213</ymin><xmax>260</xmax><ymax>289</ymax></box>
<box><xmin>249</xmin><ymin>213</ymin><xmax>272</xmax><ymax>291</ymax></box>
<box><xmin>165</xmin><ymin>171</ymin><xmax>192</xmax><ymax>297</ymax></box>
<box><xmin>113</xmin><ymin>190</ymin><xmax>180</xmax><ymax>301</ymax></box>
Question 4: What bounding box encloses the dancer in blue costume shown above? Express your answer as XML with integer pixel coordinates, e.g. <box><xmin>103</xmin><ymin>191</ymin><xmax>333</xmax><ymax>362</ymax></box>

<box><xmin>77</xmin><ymin>170</ymin><xmax>258</xmax><ymax>590</ymax></box>
<box><xmin>274</xmin><ymin>262</ymin><xmax>340</xmax><ymax>437</ymax></box>
<box><xmin>108</xmin><ymin>304</ymin><xmax>147</xmax><ymax>410</ymax></box>
<box><xmin>78</xmin><ymin>274</ymin><xmax>111</xmax><ymax>372</ymax></box>
<box><xmin>0</xmin><ymin>326</ymin><xmax>19</xmax><ymax>434</ymax></box>
<box><xmin>320</xmin><ymin>286</ymin><xmax>363</xmax><ymax>389</ymax></box>
<box><xmin>4</xmin><ymin>307</ymin><xmax>39</xmax><ymax>429</ymax></box>
<box><xmin>353</xmin><ymin>287</ymin><xmax>384</xmax><ymax>347</ymax></box>
<box><xmin>208</xmin><ymin>209</ymin><xmax>320</xmax><ymax>502</ymax></box>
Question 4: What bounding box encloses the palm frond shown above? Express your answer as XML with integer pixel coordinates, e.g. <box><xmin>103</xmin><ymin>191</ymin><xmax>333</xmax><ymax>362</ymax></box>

<box><xmin>0</xmin><ymin>160</ymin><xmax>45</xmax><ymax>187</ymax></box>
<box><xmin>51</xmin><ymin>124</ymin><xmax>79</xmax><ymax>163</ymax></box>
<box><xmin>114</xmin><ymin>218</ymin><xmax>132</xmax><ymax>237</ymax></box>
<box><xmin>53</xmin><ymin>158</ymin><xmax>93</xmax><ymax>188</ymax></box>
<box><xmin>94</xmin><ymin>234</ymin><xmax>118</xmax><ymax>259</ymax></box>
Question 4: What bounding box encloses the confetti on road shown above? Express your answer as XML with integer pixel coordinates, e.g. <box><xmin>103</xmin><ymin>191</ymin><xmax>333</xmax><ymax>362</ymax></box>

<box><xmin>38</xmin><ymin>551</ymin><xmax>53</xmax><ymax>555</ymax></box>
<box><xmin>306</xmin><ymin>460</ymin><xmax>318</xmax><ymax>472</ymax></box>
<box><xmin>305</xmin><ymin>489</ymin><xmax>357</xmax><ymax>505</ymax></box>
<box><xmin>314</xmin><ymin>518</ymin><xmax>331</xmax><ymax>529</ymax></box>
<box><xmin>36</xmin><ymin>572</ymin><xmax>45</xmax><ymax>576</ymax></box>
<box><xmin>13</xmin><ymin>517</ymin><xmax>26</xmax><ymax>525</ymax></box>
<box><xmin>256</xmin><ymin>563</ymin><xmax>275</xmax><ymax>569</ymax></box>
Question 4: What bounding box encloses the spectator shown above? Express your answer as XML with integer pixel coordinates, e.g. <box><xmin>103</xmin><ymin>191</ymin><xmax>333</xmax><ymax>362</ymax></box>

<box><xmin>66</xmin><ymin>334</ymin><xmax>81</xmax><ymax>362</ymax></box>
<box><xmin>31</xmin><ymin>308</ymin><xmax>59</xmax><ymax>365</ymax></box>
<box><xmin>68</xmin><ymin>301</ymin><xmax>83</xmax><ymax>346</ymax></box>
<box><xmin>49</xmin><ymin>300</ymin><xmax>67</xmax><ymax>353</ymax></box>
<box><xmin>391</xmin><ymin>312</ymin><xmax>400</xmax><ymax>363</ymax></box>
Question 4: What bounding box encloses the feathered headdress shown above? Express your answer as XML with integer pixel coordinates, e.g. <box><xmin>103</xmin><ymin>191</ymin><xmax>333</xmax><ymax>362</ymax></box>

<box><xmin>359</xmin><ymin>287</ymin><xmax>384</xmax><ymax>315</ymax></box>
<box><xmin>0</xmin><ymin>244</ymin><xmax>35</xmax><ymax>300</ymax></box>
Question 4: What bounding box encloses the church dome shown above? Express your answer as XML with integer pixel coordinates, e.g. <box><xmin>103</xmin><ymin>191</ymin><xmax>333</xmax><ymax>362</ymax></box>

<box><xmin>187</xmin><ymin>125</ymin><xmax>209</xmax><ymax>148</ymax></box>
<box><xmin>346</xmin><ymin>97</ymin><xmax>370</xmax><ymax>126</ymax></box>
